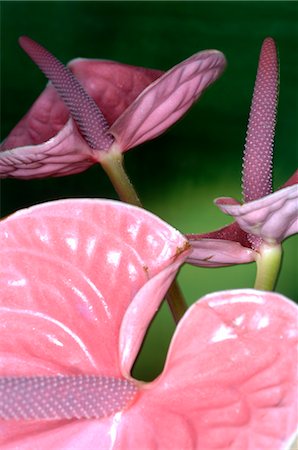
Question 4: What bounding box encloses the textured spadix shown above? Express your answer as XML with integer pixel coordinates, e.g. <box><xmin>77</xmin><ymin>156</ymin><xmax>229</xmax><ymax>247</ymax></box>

<box><xmin>19</xmin><ymin>36</ymin><xmax>114</xmax><ymax>151</ymax></box>
<box><xmin>0</xmin><ymin>375</ymin><xmax>137</xmax><ymax>420</ymax></box>
<box><xmin>242</xmin><ymin>37</ymin><xmax>278</xmax><ymax>204</ymax></box>
<box><xmin>242</xmin><ymin>37</ymin><xmax>278</xmax><ymax>249</ymax></box>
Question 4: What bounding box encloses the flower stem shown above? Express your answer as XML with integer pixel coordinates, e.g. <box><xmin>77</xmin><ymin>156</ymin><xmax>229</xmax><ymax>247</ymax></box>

<box><xmin>100</xmin><ymin>148</ymin><xmax>188</xmax><ymax>323</ymax></box>
<box><xmin>254</xmin><ymin>243</ymin><xmax>282</xmax><ymax>291</ymax></box>
<box><xmin>165</xmin><ymin>279</ymin><xmax>188</xmax><ymax>323</ymax></box>
<box><xmin>101</xmin><ymin>149</ymin><xmax>142</xmax><ymax>207</ymax></box>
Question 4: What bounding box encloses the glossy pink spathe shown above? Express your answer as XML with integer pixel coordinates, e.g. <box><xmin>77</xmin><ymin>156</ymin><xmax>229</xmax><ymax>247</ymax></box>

<box><xmin>0</xmin><ymin>199</ymin><xmax>189</xmax><ymax>379</ymax></box>
<box><xmin>215</xmin><ymin>181</ymin><xmax>298</xmax><ymax>245</ymax></box>
<box><xmin>110</xmin><ymin>49</ymin><xmax>225</xmax><ymax>151</ymax></box>
<box><xmin>186</xmin><ymin>174</ymin><xmax>298</xmax><ymax>267</ymax></box>
<box><xmin>1</xmin><ymin>200</ymin><xmax>297</xmax><ymax>449</ymax></box>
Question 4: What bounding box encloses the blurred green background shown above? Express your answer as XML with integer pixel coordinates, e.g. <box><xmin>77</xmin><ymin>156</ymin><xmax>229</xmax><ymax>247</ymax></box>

<box><xmin>1</xmin><ymin>1</ymin><xmax>297</xmax><ymax>380</ymax></box>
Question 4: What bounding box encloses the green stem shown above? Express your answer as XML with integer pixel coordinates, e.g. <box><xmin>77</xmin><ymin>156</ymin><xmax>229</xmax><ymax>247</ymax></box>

<box><xmin>101</xmin><ymin>150</ymin><xmax>142</xmax><ymax>207</ymax></box>
<box><xmin>100</xmin><ymin>148</ymin><xmax>188</xmax><ymax>324</ymax></box>
<box><xmin>254</xmin><ymin>243</ymin><xmax>282</xmax><ymax>291</ymax></box>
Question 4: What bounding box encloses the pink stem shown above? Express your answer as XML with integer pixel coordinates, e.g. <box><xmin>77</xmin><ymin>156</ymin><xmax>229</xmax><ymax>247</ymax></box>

<box><xmin>0</xmin><ymin>375</ymin><xmax>138</xmax><ymax>420</ymax></box>
<box><xmin>19</xmin><ymin>36</ymin><xmax>114</xmax><ymax>151</ymax></box>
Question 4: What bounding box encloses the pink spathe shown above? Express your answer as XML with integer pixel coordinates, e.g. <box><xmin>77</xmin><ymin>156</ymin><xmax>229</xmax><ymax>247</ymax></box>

<box><xmin>0</xmin><ymin>199</ymin><xmax>297</xmax><ymax>449</ymax></box>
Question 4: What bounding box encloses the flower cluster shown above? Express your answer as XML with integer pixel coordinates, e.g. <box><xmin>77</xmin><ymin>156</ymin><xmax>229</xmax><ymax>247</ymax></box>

<box><xmin>0</xmin><ymin>36</ymin><xmax>297</xmax><ymax>449</ymax></box>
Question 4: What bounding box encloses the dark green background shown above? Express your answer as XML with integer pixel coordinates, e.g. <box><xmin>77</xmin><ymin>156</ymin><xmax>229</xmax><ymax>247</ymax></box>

<box><xmin>1</xmin><ymin>1</ymin><xmax>297</xmax><ymax>380</ymax></box>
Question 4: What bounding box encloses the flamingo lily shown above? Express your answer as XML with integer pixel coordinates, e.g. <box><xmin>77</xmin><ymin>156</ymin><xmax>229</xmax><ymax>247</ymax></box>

<box><xmin>186</xmin><ymin>38</ymin><xmax>298</xmax><ymax>290</ymax></box>
<box><xmin>0</xmin><ymin>199</ymin><xmax>297</xmax><ymax>449</ymax></box>
<box><xmin>0</xmin><ymin>36</ymin><xmax>226</xmax><ymax>198</ymax></box>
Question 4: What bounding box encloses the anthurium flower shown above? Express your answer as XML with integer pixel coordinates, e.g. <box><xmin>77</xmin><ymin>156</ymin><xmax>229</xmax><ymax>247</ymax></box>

<box><xmin>0</xmin><ymin>36</ymin><xmax>226</xmax><ymax>179</ymax></box>
<box><xmin>1</xmin><ymin>199</ymin><xmax>298</xmax><ymax>449</ymax></box>
<box><xmin>186</xmin><ymin>173</ymin><xmax>297</xmax><ymax>268</ymax></box>
<box><xmin>186</xmin><ymin>38</ymin><xmax>298</xmax><ymax>289</ymax></box>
